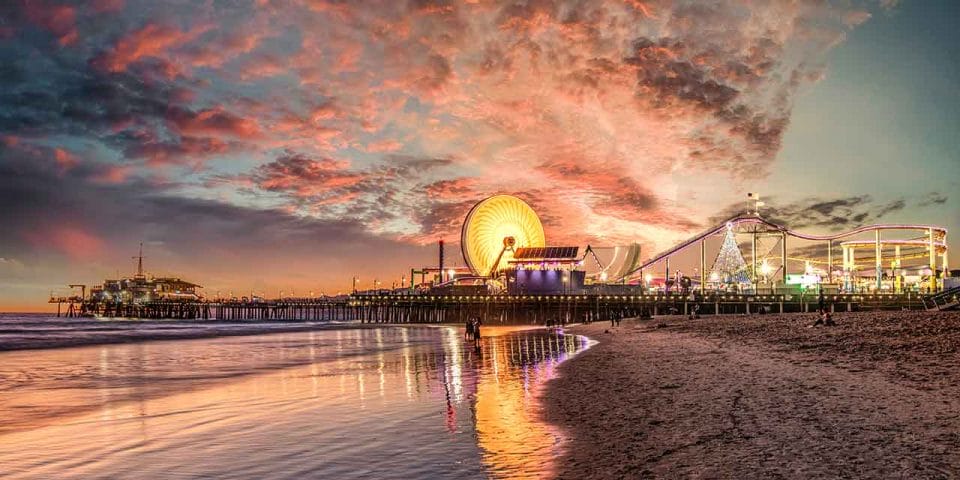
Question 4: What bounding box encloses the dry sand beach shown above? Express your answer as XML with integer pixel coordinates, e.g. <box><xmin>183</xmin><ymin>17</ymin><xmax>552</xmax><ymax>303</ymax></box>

<box><xmin>544</xmin><ymin>311</ymin><xmax>960</xmax><ymax>479</ymax></box>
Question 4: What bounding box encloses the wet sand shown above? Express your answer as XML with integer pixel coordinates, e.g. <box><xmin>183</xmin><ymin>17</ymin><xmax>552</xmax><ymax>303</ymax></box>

<box><xmin>0</xmin><ymin>326</ymin><xmax>588</xmax><ymax>479</ymax></box>
<box><xmin>544</xmin><ymin>311</ymin><xmax>960</xmax><ymax>478</ymax></box>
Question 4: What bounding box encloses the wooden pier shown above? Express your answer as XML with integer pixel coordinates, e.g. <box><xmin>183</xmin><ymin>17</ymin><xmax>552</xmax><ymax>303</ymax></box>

<box><xmin>50</xmin><ymin>292</ymin><xmax>929</xmax><ymax>323</ymax></box>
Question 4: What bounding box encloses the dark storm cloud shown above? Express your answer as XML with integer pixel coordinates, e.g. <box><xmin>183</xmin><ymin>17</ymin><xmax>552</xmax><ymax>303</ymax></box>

<box><xmin>216</xmin><ymin>150</ymin><xmax>457</xmax><ymax>230</ymax></box>
<box><xmin>788</xmin><ymin>243</ymin><xmax>834</xmax><ymax>260</ymax></box>
<box><xmin>709</xmin><ymin>195</ymin><xmax>908</xmax><ymax>232</ymax></box>
<box><xmin>0</xmin><ymin>51</ymin><xmax>164</xmax><ymax>136</ymax></box>
<box><xmin>917</xmin><ymin>192</ymin><xmax>948</xmax><ymax>207</ymax></box>
<box><xmin>410</xmin><ymin>199</ymin><xmax>477</xmax><ymax>241</ymax></box>
<box><xmin>627</xmin><ymin>37</ymin><xmax>740</xmax><ymax>110</ymax></box>
<box><xmin>0</xmin><ymin>142</ymin><xmax>430</xmax><ymax>269</ymax></box>
<box><xmin>0</xmin><ymin>23</ymin><xmax>255</xmax><ymax>169</ymax></box>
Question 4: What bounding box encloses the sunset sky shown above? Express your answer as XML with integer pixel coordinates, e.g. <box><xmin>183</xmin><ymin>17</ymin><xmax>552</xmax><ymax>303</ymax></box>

<box><xmin>1</xmin><ymin>0</ymin><xmax>957</xmax><ymax>311</ymax></box>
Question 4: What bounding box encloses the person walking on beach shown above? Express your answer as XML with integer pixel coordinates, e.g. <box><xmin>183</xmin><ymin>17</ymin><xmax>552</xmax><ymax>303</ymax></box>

<box><xmin>473</xmin><ymin>317</ymin><xmax>483</xmax><ymax>349</ymax></box>
<box><xmin>465</xmin><ymin>318</ymin><xmax>474</xmax><ymax>341</ymax></box>
<box><xmin>818</xmin><ymin>286</ymin><xmax>826</xmax><ymax>314</ymax></box>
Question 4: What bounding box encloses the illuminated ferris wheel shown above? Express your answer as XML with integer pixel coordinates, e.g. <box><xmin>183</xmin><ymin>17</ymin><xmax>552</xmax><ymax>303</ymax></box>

<box><xmin>460</xmin><ymin>195</ymin><xmax>546</xmax><ymax>276</ymax></box>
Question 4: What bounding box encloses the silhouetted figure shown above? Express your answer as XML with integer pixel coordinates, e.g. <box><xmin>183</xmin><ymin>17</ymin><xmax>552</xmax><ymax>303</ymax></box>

<box><xmin>812</xmin><ymin>308</ymin><xmax>836</xmax><ymax>327</ymax></box>
<box><xmin>813</xmin><ymin>309</ymin><xmax>825</xmax><ymax>327</ymax></box>
<box><xmin>465</xmin><ymin>318</ymin><xmax>474</xmax><ymax>340</ymax></box>
<box><xmin>615</xmin><ymin>317</ymin><xmax>621</xmax><ymax>327</ymax></box>
<box><xmin>473</xmin><ymin>317</ymin><xmax>482</xmax><ymax>349</ymax></box>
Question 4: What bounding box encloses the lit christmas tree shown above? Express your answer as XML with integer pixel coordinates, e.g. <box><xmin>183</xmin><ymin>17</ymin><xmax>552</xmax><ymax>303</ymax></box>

<box><xmin>710</xmin><ymin>223</ymin><xmax>749</xmax><ymax>284</ymax></box>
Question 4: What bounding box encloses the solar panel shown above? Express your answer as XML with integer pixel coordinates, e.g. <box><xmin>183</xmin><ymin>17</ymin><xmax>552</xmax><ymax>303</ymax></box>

<box><xmin>513</xmin><ymin>246</ymin><xmax>579</xmax><ymax>260</ymax></box>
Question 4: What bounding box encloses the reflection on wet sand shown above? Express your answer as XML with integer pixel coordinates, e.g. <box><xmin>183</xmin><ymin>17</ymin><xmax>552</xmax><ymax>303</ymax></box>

<box><xmin>474</xmin><ymin>331</ymin><xmax>587</xmax><ymax>478</ymax></box>
<box><xmin>0</xmin><ymin>326</ymin><xmax>590</xmax><ymax>479</ymax></box>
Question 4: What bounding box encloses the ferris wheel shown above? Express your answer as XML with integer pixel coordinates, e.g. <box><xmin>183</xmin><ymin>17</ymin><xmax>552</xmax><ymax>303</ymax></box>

<box><xmin>460</xmin><ymin>195</ymin><xmax>546</xmax><ymax>277</ymax></box>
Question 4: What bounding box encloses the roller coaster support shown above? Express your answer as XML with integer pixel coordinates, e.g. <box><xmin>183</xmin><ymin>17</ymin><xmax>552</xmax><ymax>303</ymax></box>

<box><xmin>700</xmin><ymin>239</ymin><xmax>706</xmax><ymax>295</ymax></box>
<box><xmin>752</xmin><ymin>232</ymin><xmax>758</xmax><ymax>289</ymax></box>
<box><xmin>875</xmin><ymin>230</ymin><xmax>883</xmax><ymax>291</ymax></box>
<box><xmin>781</xmin><ymin>231</ymin><xmax>787</xmax><ymax>286</ymax></box>
<box><xmin>828</xmin><ymin>240</ymin><xmax>833</xmax><ymax>284</ymax></box>
<box><xmin>929</xmin><ymin>228</ymin><xmax>937</xmax><ymax>292</ymax></box>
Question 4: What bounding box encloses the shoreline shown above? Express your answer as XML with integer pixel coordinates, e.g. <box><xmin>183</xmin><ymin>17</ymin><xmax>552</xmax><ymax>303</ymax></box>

<box><xmin>0</xmin><ymin>318</ymin><xmax>553</xmax><ymax>352</ymax></box>
<box><xmin>0</xmin><ymin>319</ymin><xmax>403</xmax><ymax>352</ymax></box>
<box><xmin>543</xmin><ymin>311</ymin><xmax>960</xmax><ymax>478</ymax></box>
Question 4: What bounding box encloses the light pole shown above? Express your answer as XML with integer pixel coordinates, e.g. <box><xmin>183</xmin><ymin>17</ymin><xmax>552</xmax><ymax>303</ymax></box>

<box><xmin>352</xmin><ymin>276</ymin><xmax>359</xmax><ymax>294</ymax></box>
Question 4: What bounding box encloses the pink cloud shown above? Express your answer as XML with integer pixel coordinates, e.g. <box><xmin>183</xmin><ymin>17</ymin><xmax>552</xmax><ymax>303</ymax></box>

<box><xmin>245</xmin><ymin>152</ymin><xmax>366</xmax><ymax>200</ymax></box>
<box><xmin>126</xmin><ymin>136</ymin><xmax>233</xmax><ymax>167</ymax></box>
<box><xmin>238</xmin><ymin>53</ymin><xmax>286</xmax><ymax>79</ymax></box>
<box><xmin>310</xmin><ymin>102</ymin><xmax>340</xmax><ymax>122</ymax></box>
<box><xmin>90</xmin><ymin>165</ymin><xmax>131</xmax><ymax>184</ymax></box>
<box><xmin>23</xmin><ymin>225</ymin><xmax>104</xmax><ymax>261</ymax></box>
<box><xmin>53</xmin><ymin>148</ymin><xmax>79</xmax><ymax>173</ymax></box>
<box><xmin>92</xmin><ymin>0</ymin><xmax>125</xmax><ymax>13</ymax></box>
<box><xmin>187</xmin><ymin>31</ymin><xmax>264</xmax><ymax>69</ymax></box>
<box><xmin>24</xmin><ymin>2</ymin><xmax>78</xmax><ymax>46</ymax></box>
<box><xmin>422</xmin><ymin>178</ymin><xmax>478</xmax><ymax>202</ymax></box>
<box><xmin>96</xmin><ymin>22</ymin><xmax>210</xmax><ymax>72</ymax></box>
<box><xmin>167</xmin><ymin>107</ymin><xmax>261</xmax><ymax>139</ymax></box>
<box><xmin>12</xmin><ymin>0</ymin><xmax>873</xmax><ymax>261</ymax></box>
<box><xmin>364</xmin><ymin>139</ymin><xmax>404</xmax><ymax>153</ymax></box>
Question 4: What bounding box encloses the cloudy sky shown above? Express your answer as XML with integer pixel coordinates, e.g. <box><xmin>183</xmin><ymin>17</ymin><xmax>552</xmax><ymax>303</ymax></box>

<box><xmin>1</xmin><ymin>0</ymin><xmax>957</xmax><ymax>310</ymax></box>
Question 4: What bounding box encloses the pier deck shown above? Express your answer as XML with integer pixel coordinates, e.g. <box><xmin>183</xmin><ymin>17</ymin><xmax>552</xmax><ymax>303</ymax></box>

<box><xmin>50</xmin><ymin>292</ymin><xmax>930</xmax><ymax>323</ymax></box>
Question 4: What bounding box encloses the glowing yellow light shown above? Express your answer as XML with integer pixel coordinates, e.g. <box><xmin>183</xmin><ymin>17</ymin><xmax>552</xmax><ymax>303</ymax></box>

<box><xmin>461</xmin><ymin>195</ymin><xmax>545</xmax><ymax>276</ymax></box>
<box><xmin>760</xmin><ymin>260</ymin><xmax>773</xmax><ymax>276</ymax></box>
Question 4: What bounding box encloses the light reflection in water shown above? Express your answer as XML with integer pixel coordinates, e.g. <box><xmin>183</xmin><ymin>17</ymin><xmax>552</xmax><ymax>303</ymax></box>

<box><xmin>0</xmin><ymin>325</ymin><xmax>591</xmax><ymax>479</ymax></box>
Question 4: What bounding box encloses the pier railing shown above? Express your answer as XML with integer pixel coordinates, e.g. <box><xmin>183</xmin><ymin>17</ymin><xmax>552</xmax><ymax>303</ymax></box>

<box><xmin>52</xmin><ymin>292</ymin><xmax>930</xmax><ymax>322</ymax></box>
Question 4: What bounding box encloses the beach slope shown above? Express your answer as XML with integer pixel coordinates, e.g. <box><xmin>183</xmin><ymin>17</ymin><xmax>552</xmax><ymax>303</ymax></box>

<box><xmin>544</xmin><ymin>312</ymin><xmax>960</xmax><ymax>478</ymax></box>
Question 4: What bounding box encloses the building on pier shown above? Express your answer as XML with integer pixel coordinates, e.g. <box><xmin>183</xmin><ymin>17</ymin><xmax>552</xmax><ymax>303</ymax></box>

<box><xmin>90</xmin><ymin>277</ymin><xmax>202</xmax><ymax>304</ymax></box>
<box><xmin>89</xmin><ymin>243</ymin><xmax>203</xmax><ymax>304</ymax></box>
<box><xmin>506</xmin><ymin>246</ymin><xmax>585</xmax><ymax>294</ymax></box>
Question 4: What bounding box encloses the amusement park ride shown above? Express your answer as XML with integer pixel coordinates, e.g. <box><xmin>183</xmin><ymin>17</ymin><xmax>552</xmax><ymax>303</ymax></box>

<box><xmin>422</xmin><ymin>193</ymin><xmax>950</xmax><ymax>296</ymax></box>
<box><xmin>49</xmin><ymin>194</ymin><xmax>956</xmax><ymax>320</ymax></box>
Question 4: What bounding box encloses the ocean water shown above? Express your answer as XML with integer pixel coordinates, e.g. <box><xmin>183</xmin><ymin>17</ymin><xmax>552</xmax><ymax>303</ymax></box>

<box><xmin>0</xmin><ymin>316</ymin><xmax>592</xmax><ymax>479</ymax></box>
<box><xmin>0</xmin><ymin>313</ymin><xmax>358</xmax><ymax>350</ymax></box>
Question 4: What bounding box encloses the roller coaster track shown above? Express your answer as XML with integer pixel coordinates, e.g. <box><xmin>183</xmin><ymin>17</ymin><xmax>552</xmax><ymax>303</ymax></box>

<box><xmin>618</xmin><ymin>214</ymin><xmax>948</xmax><ymax>281</ymax></box>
